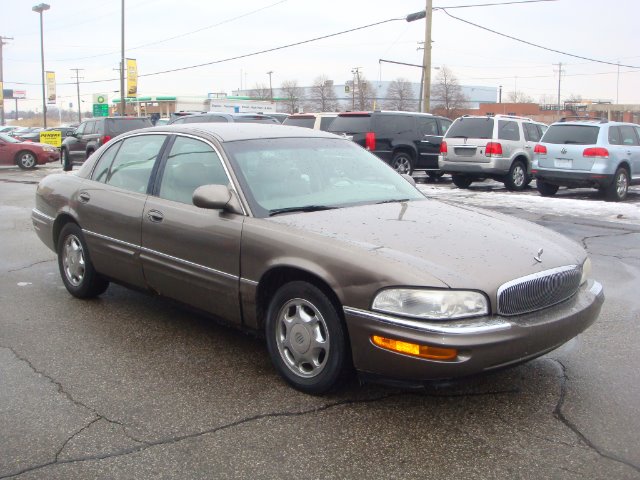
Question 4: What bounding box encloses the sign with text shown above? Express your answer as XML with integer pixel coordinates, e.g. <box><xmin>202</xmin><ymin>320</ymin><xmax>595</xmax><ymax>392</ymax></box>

<box><xmin>126</xmin><ymin>59</ymin><xmax>138</xmax><ymax>98</ymax></box>
<box><xmin>39</xmin><ymin>131</ymin><xmax>62</xmax><ymax>148</ymax></box>
<box><xmin>93</xmin><ymin>103</ymin><xmax>109</xmax><ymax>117</ymax></box>
<box><xmin>46</xmin><ymin>71</ymin><xmax>56</xmax><ymax>104</ymax></box>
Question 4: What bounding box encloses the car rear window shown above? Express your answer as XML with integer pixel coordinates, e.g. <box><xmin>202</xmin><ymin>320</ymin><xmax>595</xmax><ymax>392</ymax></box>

<box><xmin>328</xmin><ymin>115</ymin><xmax>372</xmax><ymax>134</ymax></box>
<box><xmin>234</xmin><ymin>116</ymin><xmax>278</xmax><ymax>124</ymax></box>
<box><xmin>542</xmin><ymin>125</ymin><xmax>599</xmax><ymax>145</ymax></box>
<box><xmin>283</xmin><ymin>117</ymin><xmax>315</xmax><ymax>129</ymax></box>
<box><xmin>445</xmin><ymin>118</ymin><xmax>494</xmax><ymax>139</ymax></box>
<box><xmin>106</xmin><ymin>118</ymin><xmax>153</xmax><ymax>136</ymax></box>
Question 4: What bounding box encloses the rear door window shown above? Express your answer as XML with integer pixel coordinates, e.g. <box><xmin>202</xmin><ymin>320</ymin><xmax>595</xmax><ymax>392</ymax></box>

<box><xmin>417</xmin><ymin>117</ymin><xmax>438</xmax><ymax>136</ymax></box>
<box><xmin>618</xmin><ymin>126</ymin><xmax>639</xmax><ymax>146</ymax></box>
<box><xmin>498</xmin><ymin>120</ymin><xmax>520</xmax><ymax>141</ymax></box>
<box><xmin>608</xmin><ymin>127</ymin><xmax>622</xmax><ymax>145</ymax></box>
<box><xmin>445</xmin><ymin>118</ymin><xmax>494</xmax><ymax>139</ymax></box>
<box><xmin>84</xmin><ymin>121</ymin><xmax>96</xmax><ymax>135</ymax></box>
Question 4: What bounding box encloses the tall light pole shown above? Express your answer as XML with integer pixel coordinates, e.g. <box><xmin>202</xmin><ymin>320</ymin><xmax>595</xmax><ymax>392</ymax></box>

<box><xmin>267</xmin><ymin>71</ymin><xmax>273</xmax><ymax>102</ymax></box>
<box><xmin>120</xmin><ymin>0</ymin><xmax>126</xmax><ymax>116</ymax></box>
<box><xmin>71</xmin><ymin>68</ymin><xmax>83</xmax><ymax>123</ymax></box>
<box><xmin>32</xmin><ymin>3</ymin><xmax>50</xmax><ymax>128</ymax></box>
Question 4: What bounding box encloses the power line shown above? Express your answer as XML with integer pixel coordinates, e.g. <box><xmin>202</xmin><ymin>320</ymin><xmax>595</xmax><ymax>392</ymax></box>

<box><xmin>435</xmin><ymin>0</ymin><xmax>556</xmax><ymax>9</ymax></box>
<box><xmin>441</xmin><ymin>9</ymin><xmax>640</xmax><ymax>69</ymax></box>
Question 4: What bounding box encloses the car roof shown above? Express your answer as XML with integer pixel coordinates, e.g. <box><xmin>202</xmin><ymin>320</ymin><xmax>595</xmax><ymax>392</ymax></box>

<box><xmin>127</xmin><ymin>123</ymin><xmax>341</xmax><ymax>143</ymax></box>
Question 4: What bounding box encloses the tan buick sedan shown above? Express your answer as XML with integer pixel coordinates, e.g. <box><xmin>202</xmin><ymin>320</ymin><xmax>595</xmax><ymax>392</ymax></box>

<box><xmin>32</xmin><ymin>124</ymin><xmax>604</xmax><ymax>393</ymax></box>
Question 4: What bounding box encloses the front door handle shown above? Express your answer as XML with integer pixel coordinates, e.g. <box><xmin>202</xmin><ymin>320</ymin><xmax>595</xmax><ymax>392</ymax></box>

<box><xmin>79</xmin><ymin>191</ymin><xmax>90</xmax><ymax>203</ymax></box>
<box><xmin>147</xmin><ymin>210</ymin><xmax>164</xmax><ymax>223</ymax></box>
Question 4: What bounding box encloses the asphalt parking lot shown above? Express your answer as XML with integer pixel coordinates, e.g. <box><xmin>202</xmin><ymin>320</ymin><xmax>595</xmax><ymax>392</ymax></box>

<box><xmin>1</xmin><ymin>164</ymin><xmax>639</xmax><ymax>479</ymax></box>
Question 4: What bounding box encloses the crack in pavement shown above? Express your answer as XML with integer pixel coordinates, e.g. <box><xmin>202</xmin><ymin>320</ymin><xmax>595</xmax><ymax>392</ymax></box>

<box><xmin>580</xmin><ymin>231</ymin><xmax>638</xmax><ymax>252</ymax></box>
<box><xmin>0</xmin><ymin>365</ymin><xmax>517</xmax><ymax>479</ymax></box>
<box><xmin>548</xmin><ymin>358</ymin><xmax>640</xmax><ymax>474</ymax></box>
<box><xmin>6</xmin><ymin>259</ymin><xmax>56</xmax><ymax>273</ymax></box>
<box><xmin>0</xmin><ymin>179</ymin><xmax>40</xmax><ymax>185</ymax></box>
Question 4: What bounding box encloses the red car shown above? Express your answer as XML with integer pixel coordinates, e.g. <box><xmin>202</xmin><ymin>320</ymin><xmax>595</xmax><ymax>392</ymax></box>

<box><xmin>0</xmin><ymin>133</ymin><xmax>60</xmax><ymax>169</ymax></box>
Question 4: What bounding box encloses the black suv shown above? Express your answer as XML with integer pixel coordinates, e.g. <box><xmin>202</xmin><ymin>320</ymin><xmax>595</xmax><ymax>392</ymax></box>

<box><xmin>327</xmin><ymin>111</ymin><xmax>452</xmax><ymax>176</ymax></box>
<box><xmin>168</xmin><ymin>112</ymin><xmax>280</xmax><ymax>125</ymax></box>
<box><xmin>62</xmin><ymin>117</ymin><xmax>152</xmax><ymax>171</ymax></box>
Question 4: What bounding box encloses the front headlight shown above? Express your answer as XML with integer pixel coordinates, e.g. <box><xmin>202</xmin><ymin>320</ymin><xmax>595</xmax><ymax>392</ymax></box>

<box><xmin>580</xmin><ymin>258</ymin><xmax>591</xmax><ymax>285</ymax></box>
<box><xmin>372</xmin><ymin>288</ymin><xmax>489</xmax><ymax>320</ymax></box>
<box><xmin>42</xmin><ymin>145</ymin><xmax>56</xmax><ymax>152</ymax></box>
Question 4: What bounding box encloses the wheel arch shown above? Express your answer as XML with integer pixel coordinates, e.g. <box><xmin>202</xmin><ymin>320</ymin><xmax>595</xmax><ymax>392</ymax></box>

<box><xmin>255</xmin><ymin>266</ymin><xmax>344</xmax><ymax>331</ymax></box>
<box><xmin>391</xmin><ymin>144</ymin><xmax>417</xmax><ymax>160</ymax></box>
<box><xmin>52</xmin><ymin>214</ymin><xmax>79</xmax><ymax>252</ymax></box>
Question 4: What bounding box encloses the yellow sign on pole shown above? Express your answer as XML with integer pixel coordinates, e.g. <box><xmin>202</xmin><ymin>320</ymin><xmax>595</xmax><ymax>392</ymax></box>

<box><xmin>46</xmin><ymin>71</ymin><xmax>56</xmax><ymax>104</ymax></box>
<box><xmin>39</xmin><ymin>131</ymin><xmax>62</xmax><ymax>147</ymax></box>
<box><xmin>0</xmin><ymin>81</ymin><xmax>3</xmax><ymax>102</ymax></box>
<box><xmin>126</xmin><ymin>58</ymin><xmax>138</xmax><ymax>98</ymax></box>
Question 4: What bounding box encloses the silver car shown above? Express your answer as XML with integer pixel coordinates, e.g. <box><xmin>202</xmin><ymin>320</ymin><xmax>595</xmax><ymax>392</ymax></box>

<box><xmin>439</xmin><ymin>114</ymin><xmax>547</xmax><ymax>191</ymax></box>
<box><xmin>531</xmin><ymin>118</ymin><xmax>640</xmax><ymax>201</ymax></box>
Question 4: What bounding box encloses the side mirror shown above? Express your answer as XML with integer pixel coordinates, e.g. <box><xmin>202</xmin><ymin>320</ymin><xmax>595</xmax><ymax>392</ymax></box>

<box><xmin>401</xmin><ymin>174</ymin><xmax>416</xmax><ymax>186</ymax></box>
<box><xmin>193</xmin><ymin>184</ymin><xmax>242</xmax><ymax>214</ymax></box>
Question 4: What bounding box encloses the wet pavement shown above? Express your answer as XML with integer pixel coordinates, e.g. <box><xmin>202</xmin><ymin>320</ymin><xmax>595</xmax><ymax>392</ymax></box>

<box><xmin>1</xmin><ymin>165</ymin><xmax>639</xmax><ymax>479</ymax></box>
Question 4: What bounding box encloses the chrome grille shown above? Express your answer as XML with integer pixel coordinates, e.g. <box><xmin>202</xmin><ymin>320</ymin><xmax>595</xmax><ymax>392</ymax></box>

<box><xmin>497</xmin><ymin>265</ymin><xmax>582</xmax><ymax>316</ymax></box>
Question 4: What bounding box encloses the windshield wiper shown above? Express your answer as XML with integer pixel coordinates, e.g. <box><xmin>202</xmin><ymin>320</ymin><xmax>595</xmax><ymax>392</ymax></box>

<box><xmin>375</xmin><ymin>199</ymin><xmax>411</xmax><ymax>205</ymax></box>
<box><xmin>268</xmin><ymin>205</ymin><xmax>337</xmax><ymax>216</ymax></box>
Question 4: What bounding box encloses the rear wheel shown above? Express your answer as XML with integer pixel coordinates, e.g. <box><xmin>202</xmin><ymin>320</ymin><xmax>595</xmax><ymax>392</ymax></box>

<box><xmin>452</xmin><ymin>174</ymin><xmax>473</xmax><ymax>189</ymax></box>
<box><xmin>57</xmin><ymin>223</ymin><xmax>109</xmax><ymax>298</ymax></box>
<box><xmin>265</xmin><ymin>281</ymin><xmax>349</xmax><ymax>394</ymax></box>
<box><xmin>604</xmin><ymin>167</ymin><xmax>629</xmax><ymax>202</ymax></box>
<box><xmin>16</xmin><ymin>151</ymin><xmax>37</xmax><ymax>169</ymax></box>
<box><xmin>536</xmin><ymin>180</ymin><xmax>559</xmax><ymax>197</ymax></box>
<box><xmin>504</xmin><ymin>159</ymin><xmax>528</xmax><ymax>191</ymax></box>
<box><xmin>391</xmin><ymin>152</ymin><xmax>414</xmax><ymax>175</ymax></box>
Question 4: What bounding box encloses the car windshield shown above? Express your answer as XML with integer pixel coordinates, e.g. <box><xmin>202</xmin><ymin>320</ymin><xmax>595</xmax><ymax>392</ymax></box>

<box><xmin>446</xmin><ymin>118</ymin><xmax>494</xmax><ymax>139</ymax></box>
<box><xmin>224</xmin><ymin>137</ymin><xmax>424</xmax><ymax>218</ymax></box>
<box><xmin>541</xmin><ymin>125</ymin><xmax>600</xmax><ymax>145</ymax></box>
<box><xmin>0</xmin><ymin>133</ymin><xmax>21</xmax><ymax>143</ymax></box>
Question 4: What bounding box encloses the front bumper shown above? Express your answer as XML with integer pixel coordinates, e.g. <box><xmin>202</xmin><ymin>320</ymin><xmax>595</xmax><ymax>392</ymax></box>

<box><xmin>37</xmin><ymin>149</ymin><xmax>61</xmax><ymax>165</ymax></box>
<box><xmin>343</xmin><ymin>280</ymin><xmax>603</xmax><ymax>382</ymax></box>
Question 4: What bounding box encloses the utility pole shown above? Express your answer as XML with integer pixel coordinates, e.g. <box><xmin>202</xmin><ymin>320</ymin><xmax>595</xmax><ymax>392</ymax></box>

<box><xmin>0</xmin><ymin>36</ymin><xmax>13</xmax><ymax>126</ymax></box>
<box><xmin>554</xmin><ymin>62</ymin><xmax>563</xmax><ymax>119</ymax></box>
<box><xmin>71</xmin><ymin>68</ymin><xmax>83</xmax><ymax>123</ymax></box>
<box><xmin>422</xmin><ymin>0</ymin><xmax>433</xmax><ymax>113</ymax></box>
<box><xmin>351</xmin><ymin>67</ymin><xmax>361</xmax><ymax>110</ymax></box>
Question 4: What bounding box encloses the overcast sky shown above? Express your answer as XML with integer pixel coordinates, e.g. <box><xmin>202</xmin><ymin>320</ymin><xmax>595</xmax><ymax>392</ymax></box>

<box><xmin>2</xmin><ymin>0</ymin><xmax>639</xmax><ymax>111</ymax></box>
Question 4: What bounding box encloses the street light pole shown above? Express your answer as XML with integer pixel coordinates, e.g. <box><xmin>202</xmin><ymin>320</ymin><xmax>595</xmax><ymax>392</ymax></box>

<box><xmin>267</xmin><ymin>71</ymin><xmax>273</xmax><ymax>102</ymax></box>
<box><xmin>32</xmin><ymin>3</ymin><xmax>50</xmax><ymax>128</ymax></box>
<box><xmin>406</xmin><ymin>1</ymin><xmax>432</xmax><ymax>112</ymax></box>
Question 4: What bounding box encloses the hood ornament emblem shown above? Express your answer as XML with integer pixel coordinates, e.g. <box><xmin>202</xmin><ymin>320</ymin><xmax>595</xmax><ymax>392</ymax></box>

<box><xmin>534</xmin><ymin>248</ymin><xmax>543</xmax><ymax>263</ymax></box>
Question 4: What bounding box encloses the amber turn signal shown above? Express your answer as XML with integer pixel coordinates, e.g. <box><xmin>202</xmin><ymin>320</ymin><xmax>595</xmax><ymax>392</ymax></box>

<box><xmin>371</xmin><ymin>335</ymin><xmax>458</xmax><ymax>361</ymax></box>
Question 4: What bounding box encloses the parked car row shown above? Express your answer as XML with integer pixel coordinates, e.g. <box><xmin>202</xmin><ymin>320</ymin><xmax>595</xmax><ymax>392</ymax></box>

<box><xmin>0</xmin><ymin>132</ymin><xmax>60</xmax><ymax>169</ymax></box>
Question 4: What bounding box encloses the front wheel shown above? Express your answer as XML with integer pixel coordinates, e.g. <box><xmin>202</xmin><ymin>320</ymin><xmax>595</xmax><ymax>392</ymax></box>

<box><xmin>58</xmin><ymin>223</ymin><xmax>109</xmax><ymax>298</ymax></box>
<box><xmin>451</xmin><ymin>174</ymin><xmax>473</xmax><ymax>189</ymax></box>
<box><xmin>62</xmin><ymin>149</ymin><xmax>72</xmax><ymax>171</ymax></box>
<box><xmin>504</xmin><ymin>160</ymin><xmax>528</xmax><ymax>191</ymax></box>
<box><xmin>604</xmin><ymin>167</ymin><xmax>629</xmax><ymax>202</ymax></box>
<box><xmin>391</xmin><ymin>152</ymin><xmax>414</xmax><ymax>175</ymax></box>
<box><xmin>265</xmin><ymin>281</ymin><xmax>350</xmax><ymax>394</ymax></box>
<box><xmin>16</xmin><ymin>151</ymin><xmax>37</xmax><ymax>169</ymax></box>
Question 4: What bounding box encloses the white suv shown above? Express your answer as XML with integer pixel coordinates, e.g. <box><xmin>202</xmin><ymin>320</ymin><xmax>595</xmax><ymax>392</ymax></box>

<box><xmin>439</xmin><ymin>114</ymin><xmax>547</xmax><ymax>191</ymax></box>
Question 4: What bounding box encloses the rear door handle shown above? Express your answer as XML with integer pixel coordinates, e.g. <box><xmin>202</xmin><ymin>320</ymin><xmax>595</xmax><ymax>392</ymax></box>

<box><xmin>147</xmin><ymin>210</ymin><xmax>164</xmax><ymax>223</ymax></box>
<box><xmin>79</xmin><ymin>191</ymin><xmax>90</xmax><ymax>203</ymax></box>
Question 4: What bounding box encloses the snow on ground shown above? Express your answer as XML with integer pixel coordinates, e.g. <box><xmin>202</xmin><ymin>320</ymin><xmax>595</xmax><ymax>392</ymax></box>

<box><xmin>417</xmin><ymin>182</ymin><xmax>640</xmax><ymax>226</ymax></box>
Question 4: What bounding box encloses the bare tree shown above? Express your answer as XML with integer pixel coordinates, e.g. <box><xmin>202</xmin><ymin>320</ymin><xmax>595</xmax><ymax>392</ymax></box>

<box><xmin>280</xmin><ymin>80</ymin><xmax>303</xmax><ymax>113</ymax></box>
<box><xmin>384</xmin><ymin>77</ymin><xmax>417</xmax><ymax>111</ymax></box>
<box><xmin>353</xmin><ymin>74</ymin><xmax>375</xmax><ymax>111</ymax></box>
<box><xmin>307</xmin><ymin>75</ymin><xmax>339</xmax><ymax>112</ymax></box>
<box><xmin>506</xmin><ymin>90</ymin><xmax>534</xmax><ymax>103</ymax></box>
<box><xmin>250</xmin><ymin>83</ymin><xmax>271</xmax><ymax>100</ymax></box>
<box><xmin>431</xmin><ymin>66</ymin><xmax>468</xmax><ymax>118</ymax></box>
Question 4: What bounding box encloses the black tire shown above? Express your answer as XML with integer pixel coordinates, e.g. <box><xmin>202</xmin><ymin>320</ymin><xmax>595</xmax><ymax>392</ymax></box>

<box><xmin>504</xmin><ymin>159</ymin><xmax>528</xmax><ymax>191</ymax></box>
<box><xmin>57</xmin><ymin>223</ymin><xmax>109</xmax><ymax>298</ymax></box>
<box><xmin>391</xmin><ymin>152</ymin><xmax>414</xmax><ymax>175</ymax></box>
<box><xmin>16</xmin><ymin>151</ymin><xmax>37</xmax><ymax>170</ymax></box>
<box><xmin>265</xmin><ymin>281</ymin><xmax>350</xmax><ymax>394</ymax></box>
<box><xmin>62</xmin><ymin>149</ymin><xmax>72</xmax><ymax>171</ymax></box>
<box><xmin>604</xmin><ymin>167</ymin><xmax>629</xmax><ymax>202</ymax></box>
<box><xmin>451</xmin><ymin>174</ymin><xmax>473</xmax><ymax>189</ymax></box>
<box><xmin>536</xmin><ymin>180</ymin><xmax>559</xmax><ymax>197</ymax></box>
<box><xmin>427</xmin><ymin>171</ymin><xmax>445</xmax><ymax>179</ymax></box>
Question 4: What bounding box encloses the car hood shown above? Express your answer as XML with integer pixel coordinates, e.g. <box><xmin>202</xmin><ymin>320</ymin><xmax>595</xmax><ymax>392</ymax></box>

<box><xmin>268</xmin><ymin>199</ymin><xmax>584</xmax><ymax>291</ymax></box>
